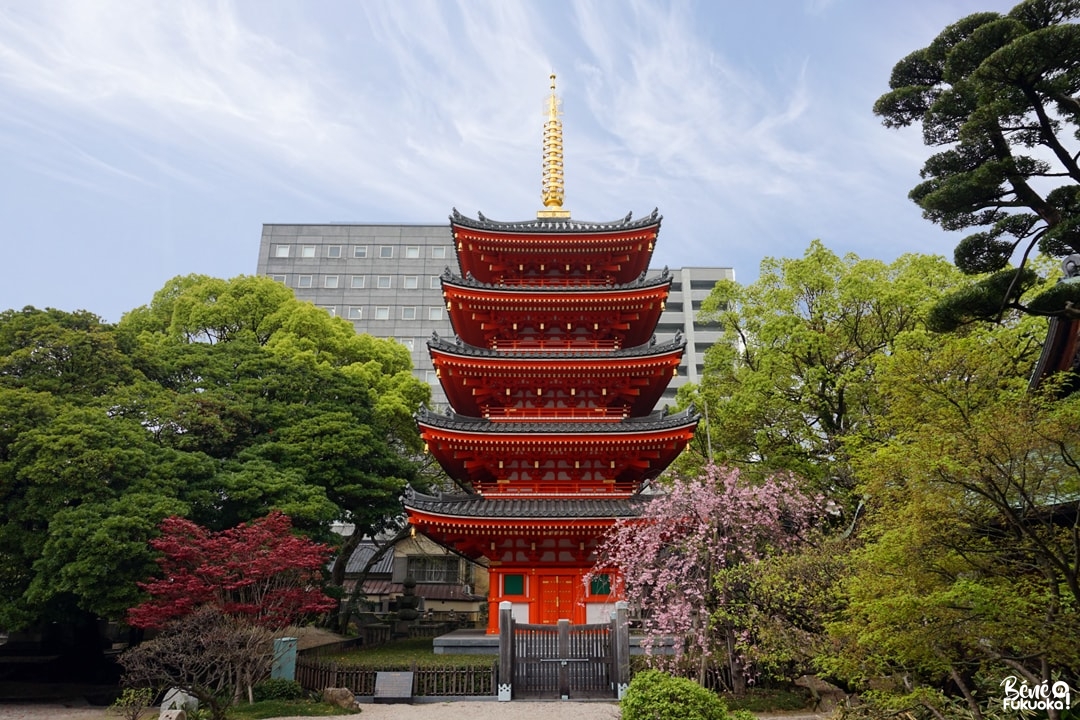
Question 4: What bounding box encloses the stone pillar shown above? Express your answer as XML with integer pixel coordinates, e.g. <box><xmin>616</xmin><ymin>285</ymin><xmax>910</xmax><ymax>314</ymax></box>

<box><xmin>613</xmin><ymin>601</ymin><xmax>630</xmax><ymax>699</ymax></box>
<box><xmin>498</xmin><ymin>601</ymin><xmax>513</xmax><ymax>701</ymax></box>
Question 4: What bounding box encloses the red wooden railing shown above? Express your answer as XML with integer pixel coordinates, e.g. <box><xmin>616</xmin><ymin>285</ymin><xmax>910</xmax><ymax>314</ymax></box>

<box><xmin>484</xmin><ymin>407</ymin><xmax>627</xmax><ymax>421</ymax></box>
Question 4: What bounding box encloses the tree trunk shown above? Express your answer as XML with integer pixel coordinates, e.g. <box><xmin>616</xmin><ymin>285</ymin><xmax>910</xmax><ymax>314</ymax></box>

<box><xmin>725</xmin><ymin>625</ymin><xmax>746</xmax><ymax>696</ymax></box>
<box><xmin>949</xmin><ymin>666</ymin><xmax>982</xmax><ymax>720</ymax></box>
<box><xmin>332</xmin><ymin>525</ymin><xmax>410</xmax><ymax>634</ymax></box>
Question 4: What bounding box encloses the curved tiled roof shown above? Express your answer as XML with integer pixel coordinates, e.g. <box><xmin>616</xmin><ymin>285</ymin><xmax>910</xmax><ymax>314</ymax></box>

<box><xmin>450</xmin><ymin>207</ymin><xmax>662</xmax><ymax>233</ymax></box>
<box><xmin>405</xmin><ymin>490</ymin><xmax>649</xmax><ymax>519</ymax></box>
<box><xmin>427</xmin><ymin>332</ymin><xmax>685</xmax><ymax>359</ymax></box>
<box><xmin>415</xmin><ymin>405</ymin><xmax>699</xmax><ymax>433</ymax></box>
<box><xmin>439</xmin><ymin>267</ymin><xmax>670</xmax><ymax>292</ymax></box>
<box><xmin>343</xmin><ymin>541</ymin><xmax>396</xmax><ymax>575</ymax></box>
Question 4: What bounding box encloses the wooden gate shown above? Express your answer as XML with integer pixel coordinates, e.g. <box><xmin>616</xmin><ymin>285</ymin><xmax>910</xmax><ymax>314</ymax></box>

<box><xmin>497</xmin><ymin>601</ymin><xmax>630</xmax><ymax>701</ymax></box>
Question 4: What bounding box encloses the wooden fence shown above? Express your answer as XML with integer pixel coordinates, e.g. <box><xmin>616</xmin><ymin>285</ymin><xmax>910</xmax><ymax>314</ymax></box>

<box><xmin>295</xmin><ymin>656</ymin><xmax>497</xmax><ymax>697</ymax></box>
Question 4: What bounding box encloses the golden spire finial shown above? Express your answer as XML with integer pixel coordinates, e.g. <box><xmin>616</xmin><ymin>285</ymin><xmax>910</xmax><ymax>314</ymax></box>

<box><xmin>538</xmin><ymin>73</ymin><xmax>570</xmax><ymax>219</ymax></box>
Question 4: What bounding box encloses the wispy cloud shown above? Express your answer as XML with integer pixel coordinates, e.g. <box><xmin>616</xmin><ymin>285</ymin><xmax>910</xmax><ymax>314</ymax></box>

<box><xmin>0</xmin><ymin>0</ymin><xmax>1022</xmax><ymax>321</ymax></box>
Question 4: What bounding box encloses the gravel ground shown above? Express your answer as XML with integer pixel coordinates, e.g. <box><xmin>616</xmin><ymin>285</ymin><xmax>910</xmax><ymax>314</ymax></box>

<box><xmin>0</xmin><ymin>702</ymin><xmax>828</xmax><ymax>720</ymax></box>
<box><xmin>0</xmin><ymin>704</ymin><xmax>112</xmax><ymax>720</ymax></box>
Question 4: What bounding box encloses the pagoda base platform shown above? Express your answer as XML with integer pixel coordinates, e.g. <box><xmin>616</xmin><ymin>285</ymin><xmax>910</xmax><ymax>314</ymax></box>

<box><xmin>433</xmin><ymin>628</ymin><xmax>497</xmax><ymax>655</ymax></box>
<box><xmin>431</xmin><ymin>628</ymin><xmax>673</xmax><ymax>656</ymax></box>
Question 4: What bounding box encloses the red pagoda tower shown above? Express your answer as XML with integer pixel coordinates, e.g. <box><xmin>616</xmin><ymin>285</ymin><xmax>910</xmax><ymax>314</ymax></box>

<box><xmin>405</xmin><ymin>76</ymin><xmax>698</xmax><ymax>632</ymax></box>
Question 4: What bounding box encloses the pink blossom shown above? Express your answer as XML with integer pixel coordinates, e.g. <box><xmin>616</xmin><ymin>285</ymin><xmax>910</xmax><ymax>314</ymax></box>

<box><xmin>586</xmin><ymin>464</ymin><xmax>823</xmax><ymax>680</ymax></box>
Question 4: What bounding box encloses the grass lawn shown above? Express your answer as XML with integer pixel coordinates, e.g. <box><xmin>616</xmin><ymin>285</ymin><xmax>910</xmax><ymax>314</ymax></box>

<box><xmin>226</xmin><ymin>700</ymin><xmax>356</xmax><ymax>719</ymax></box>
<box><xmin>317</xmin><ymin>636</ymin><xmax>496</xmax><ymax>669</ymax></box>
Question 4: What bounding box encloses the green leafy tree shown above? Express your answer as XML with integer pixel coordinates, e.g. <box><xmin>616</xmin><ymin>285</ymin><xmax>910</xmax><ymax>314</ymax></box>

<box><xmin>678</xmin><ymin>241</ymin><xmax>964</xmax><ymax>506</ymax></box>
<box><xmin>120</xmin><ymin>276</ymin><xmax>428</xmax><ymax>611</ymax></box>
<box><xmin>715</xmin><ymin>537</ymin><xmax>847</xmax><ymax>684</ymax></box>
<box><xmin>0</xmin><ymin>276</ymin><xmax>429</xmax><ymax>634</ymax></box>
<box><xmin>0</xmin><ymin>307</ymin><xmax>136</xmax><ymax>398</ymax></box>
<box><xmin>874</xmin><ymin>0</ymin><xmax>1080</xmax><ymax>328</ymax></box>
<box><xmin>0</xmin><ymin>401</ymin><xmax>191</xmax><ymax>627</ymax></box>
<box><xmin>822</xmin><ymin>318</ymin><xmax>1080</xmax><ymax>719</ymax></box>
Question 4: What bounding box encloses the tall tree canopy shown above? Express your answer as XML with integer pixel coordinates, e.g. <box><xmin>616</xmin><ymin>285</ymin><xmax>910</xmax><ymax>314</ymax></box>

<box><xmin>669</xmin><ymin>240</ymin><xmax>1075</xmax><ymax>714</ymax></box>
<box><xmin>875</xmin><ymin>0</ymin><xmax>1080</xmax><ymax>328</ymax></box>
<box><xmin>0</xmin><ymin>275</ymin><xmax>428</xmax><ymax>631</ymax></box>
<box><xmin>677</xmin><ymin>241</ymin><xmax>965</xmax><ymax>507</ymax></box>
<box><xmin>822</xmin><ymin>316</ymin><xmax>1080</xmax><ymax>717</ymax></box>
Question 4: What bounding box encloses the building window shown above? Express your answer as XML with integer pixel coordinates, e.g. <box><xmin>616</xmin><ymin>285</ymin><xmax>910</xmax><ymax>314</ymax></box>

<box><xmin>400</xmin><ymin>338</ymin><xmax>415</xmax><ymax>351</ymax></box>
<box><xmin>428</xmin><ymin>307</ymin><xmax>443</xmax><ymax>321</ymax></box>
<box><xmin>425</xmin><ymin>370</ymin><xmax>438</xmax><ymax>384</ymax></box>
<box><xmin>375</xmin><ymin>306</ymin><xmax>390</xmax><ymax>320</ymax></box>
<box><xmin>350</xmin><ymin>275</ymin><xmax>366</xmax><ymax>289</ymax></box>
<box><xmin>503</xmin><ymin>574</ymin><xmax>525</xmax><ymax>595</ymax></box>
<box><xmin>274</xmin><ymin>244</ymin><xmax>290</xmax><ymax>258</ymax></box>
<box><xmin>327</xmin><ymin>245</ymin><xmax>342</xmax><ymax>258</ymax></box>
<box><xmin>403</xmin><ymin>276</ymin><xmax>419</xmax><ymax>290</ymax></box>
<box><xmin>354</xmin><ymin>246</ymin><xmax>368</xmax><ymax>258</ymax></box>
<box><xmin>320</xmin><ymin>306</ymin><xmax>336</xmax><ymax>317</ymax></box>
<box><xmin>270</xmin><ymin>274</ymin><xmax>286</xmax><ymax>283</ymax></box>
<box><xmin>301</xmin><ymin>245</ymin><xmax>316</xmax><ymax>258</ymax></box>
<box><xmin>298</xmin><ymin>275</ymin><xmax>313</xmax><ymax>288</ymax></box>
<box><xmin>377</xmin><ymin>276</ymin><xmax>392</xmax><ymax>289</ymax></box>
<box><xmin>590</xmin><ymin>574</ymin><xmax>611</xmax><ymax>596</ymax></box>
<box><xmin>432</xmin><ymin>246</ymin><xmax>447</xmax><ymax>259</ymax></box>
<box><xmin>401</xmin><ymin>307</ymin><xmax>416</xmax><ymax>320</ymax></box>
<box><xmin>379</xmin><ymin>246</ymin><xmax>394</xmax><ymax>259</ymax></box>
<box><xmin>406</xmin><ymin>556</ymin><xmax>460</xmax><ymax>584</ymax></box>
<box><xmin>405</xmin><ymin>246</ymin><xmax>420</xmax><ymax>259</ymax></box>
<box><xmin>430</xmin><ymin>276</ymin><xmax>441</xmax><ymax>289</ymax></box>
<box><xmin>348</xmin><ymin>307</ymin><xmax>363</xmax><ymax>320</ymax></box>
<box><xmin>324</xmin><ymin>275</ymin><xmax>339</xmax><ymax>288</ymax></box>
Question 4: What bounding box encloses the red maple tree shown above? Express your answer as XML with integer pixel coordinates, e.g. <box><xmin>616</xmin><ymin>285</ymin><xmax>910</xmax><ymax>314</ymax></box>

<box><xmin>127</xmin><ymin>511</ymin><xmax>336</xmax><ymax>630</ymax></box>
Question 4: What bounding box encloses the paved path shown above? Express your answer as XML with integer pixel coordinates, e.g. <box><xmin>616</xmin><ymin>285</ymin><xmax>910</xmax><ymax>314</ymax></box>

<box><xmin>0</xmin><ymin>701</ymin><xmax>622</xmax><ymax>720</ymax></box>
<box><xmin>0</xmin><ymin>701</ymin><xmax>828</xmax><ymax>720</ymax></box>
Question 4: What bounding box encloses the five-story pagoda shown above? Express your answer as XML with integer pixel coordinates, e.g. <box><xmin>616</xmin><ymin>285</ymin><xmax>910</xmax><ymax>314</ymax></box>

<box><xmin>405</xmin><ymin>76</ymin><xmax>698</xmax><ymax>632</ymax></box>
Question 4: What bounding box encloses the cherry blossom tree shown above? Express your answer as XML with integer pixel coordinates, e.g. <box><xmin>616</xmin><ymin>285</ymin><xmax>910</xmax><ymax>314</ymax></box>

<box><xmin>589</xmin><ymin>464</ymin><xmax>823</xmax><ymax>693</ymax></box>
<box><xmin>127</xmin><ymin>511</ymin><xmax>336</xmax><ymax>630</ymax></box>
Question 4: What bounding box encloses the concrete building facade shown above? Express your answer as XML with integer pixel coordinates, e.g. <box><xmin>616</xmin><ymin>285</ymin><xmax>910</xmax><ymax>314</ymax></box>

<box><xmin>255</xmin><ymin>221</ymin><xmax>733</xmax><ymax>408</ymax></box>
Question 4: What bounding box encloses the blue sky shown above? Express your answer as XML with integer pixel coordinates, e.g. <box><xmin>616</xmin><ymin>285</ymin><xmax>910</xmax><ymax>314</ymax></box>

<box><xmin>0</xmin><ymin>0</ymin><xmax>1017</xmax><ymax>323</ymax></box>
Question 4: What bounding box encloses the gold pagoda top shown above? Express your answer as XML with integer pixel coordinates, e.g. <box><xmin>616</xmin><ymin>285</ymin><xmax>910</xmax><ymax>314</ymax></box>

<box><xmin>538</xmin><ymin>73</ymin><xmax>571</xmax><ymax>219</ymax></box>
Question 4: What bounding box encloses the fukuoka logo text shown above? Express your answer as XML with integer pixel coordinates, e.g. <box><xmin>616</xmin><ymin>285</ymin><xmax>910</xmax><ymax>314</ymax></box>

<box><xmin>1000</xmin><ymin>676</ymin><xmax>1072</xmax><ymax>712</ymax></box>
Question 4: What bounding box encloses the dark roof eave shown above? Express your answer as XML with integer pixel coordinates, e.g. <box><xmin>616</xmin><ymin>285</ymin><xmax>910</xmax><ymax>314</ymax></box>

<box><xmin>427</xmin><ymin>335</ymin><xmax>686</xmax><ymax>359</ymax></box>
<box><xmin>414</xmin><ymin>406</ymin><xmax>700</xmax><ymax>433</ymax></box>
<box><xmin>404</xmin><ymin>493</ymin><xmax>650</xmax><ymax>520</ymax></box>
<box><xmin>450</xmin><ymin>207</ymin><xmax>662</xmax><ymax>233</ymax></box>
<box><xmin>439</xmin><ymin>270</ymin><xmax>671</xmax><ymax>293</ymax></box>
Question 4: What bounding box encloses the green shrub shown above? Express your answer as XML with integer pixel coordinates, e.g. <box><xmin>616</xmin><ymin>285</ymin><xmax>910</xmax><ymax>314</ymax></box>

<box><xmin>108</xmin><ymin>687</ymin><xmax>155</xmax><ymax>720</ymax></box>
<box><xmin>252</xmin><ymin>678</ymin><xmax>307</xmax><ymax>702</ymax></box>
<box><xmin>622</xmin><ymin>670</ymin><xmax>729</xmax><ymax>720</ymax></box>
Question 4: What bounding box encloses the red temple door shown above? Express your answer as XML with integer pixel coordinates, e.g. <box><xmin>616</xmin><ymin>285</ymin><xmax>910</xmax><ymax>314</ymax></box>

<box><xmin>539</xmin><ymin>575</ymin><xmax>576</xmax><ymax>624</ymax></box>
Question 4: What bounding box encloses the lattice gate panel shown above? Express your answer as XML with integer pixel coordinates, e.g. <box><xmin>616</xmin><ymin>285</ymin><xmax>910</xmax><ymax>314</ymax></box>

<box><xmin>567</xmin><ymin>623</ymin><xmax>612</xmax><ymax>696</ymax></box>
<box><xmin>512</xmin><ymin>621</ymin><xmax>612</xmax><ymax>698</ymax></box>
<box><xmin>513</xmin><ymin>623</ymin><xmax>560</xmax><ymax>698</ymax></box>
